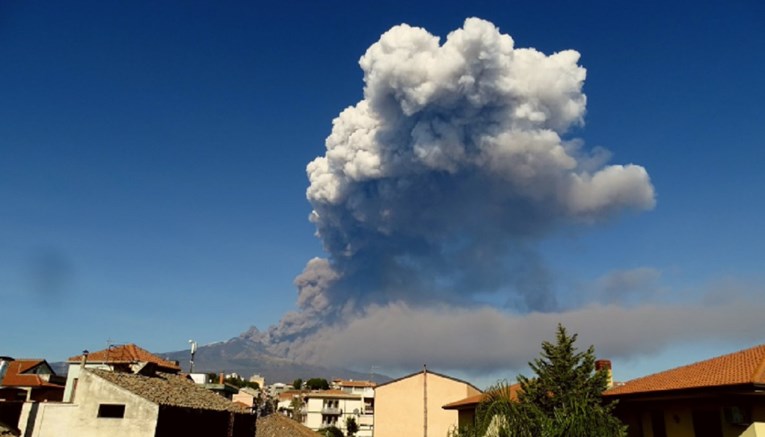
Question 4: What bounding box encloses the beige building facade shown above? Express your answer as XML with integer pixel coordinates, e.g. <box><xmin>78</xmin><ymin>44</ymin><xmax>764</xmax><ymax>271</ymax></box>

<box><xmin>374</xmin><ymin>369</ymin><xmax>480</xmax><ymax>437</ymax></box>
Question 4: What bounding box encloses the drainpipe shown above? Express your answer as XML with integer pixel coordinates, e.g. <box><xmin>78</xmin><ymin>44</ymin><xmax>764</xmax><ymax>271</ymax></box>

<box><xmin>423</xmin><ymin>364</ymin><xmax>428</xmax><ymax>437</ymax></box>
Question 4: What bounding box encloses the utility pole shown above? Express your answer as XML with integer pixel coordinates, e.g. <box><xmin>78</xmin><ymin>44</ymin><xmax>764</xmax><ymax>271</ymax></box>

<box><xmin>188</xmin><ymin>340</ymin><xmax>197</xmax><ymax>373</ymax></box>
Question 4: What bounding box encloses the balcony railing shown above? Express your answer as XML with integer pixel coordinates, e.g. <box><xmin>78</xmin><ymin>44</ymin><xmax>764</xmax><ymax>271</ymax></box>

<box><xmin>322</xmin><ymin>407</ymin><xmax>342</xmax><ymax>415</ymax></box>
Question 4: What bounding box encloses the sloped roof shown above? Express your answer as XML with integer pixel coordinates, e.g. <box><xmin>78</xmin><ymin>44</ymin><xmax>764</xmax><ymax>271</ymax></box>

<box><xmin>443</xmin><ymin>383</ymin><xmax>521</xmax><ymax>410</ymax></box>
<box><xmin>0</xmin><ymin>360</ymin><xmax>62</xmax><ymax>388</ymax></box>
<box><xmin>375</xmin><ymin>369</ymin><xmax>481</xmax><ymax>393</ymax></box>
<box><xmin>68</xmin><ymin>344</ymin><xmax>180</xmax><ymax>372</ymax></box>
<box><xmin>89</xmin><ymin>369</ymin><xmax>248</xmax><ymax>413</ymax></box>
<box><xmin>256</xmin><ymin>414</ymin><xmax>320</xmax><ymax>437</ymax></box>
<box><xmin>604</xmin><ymin>344</ymin><xmax>765</xmax><ymax>397</ymax></box>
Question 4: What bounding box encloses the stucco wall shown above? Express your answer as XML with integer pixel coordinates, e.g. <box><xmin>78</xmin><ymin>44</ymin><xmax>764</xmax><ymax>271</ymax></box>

<box><xmin>25</xmin><ymin>370</ymin><xmax>158</xmax><ymax>437</ymax></box>
<box><xmin>374</xmin><ymin>371</ymin><xmax>480</xmax><ymax>437</ymax></box>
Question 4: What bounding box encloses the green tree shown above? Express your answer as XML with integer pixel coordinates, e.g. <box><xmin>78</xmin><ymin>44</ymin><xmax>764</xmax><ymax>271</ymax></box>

<box><xmin>224</xmin><ymin>376</ymin><xmax>259</xmax><ymax>390</ymax></box>
<box><xmin>289</xmin><ymin>395</ymin><xmax>305</xmax><ymax>423</ymax></box>
<box><xmin>319</xmin><ymin>426</ymin><xmax>344</xmax><ymax>437</ymax></box>
<box><xmin>465</xmin><ymin>324</ymin><xmax>625</xmax><ymax>437</ymax></box>
<box><xmin>345</xmin><ymin>417</ymin><xmax>359</xmax><ymax>436</ymax></box>
<box><xmin>292</xmin><ymin>378</ymin><xmax>303</xmax><ymax>390</ymax></box>
<box><xmin>305</xmin><ymin>377</ymin><xmax>330</xmax><ymax>390</ymax></box>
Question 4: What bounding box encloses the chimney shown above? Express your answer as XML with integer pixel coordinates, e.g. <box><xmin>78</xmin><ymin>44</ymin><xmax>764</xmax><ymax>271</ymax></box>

<box><xmin>219</xmin><ymin>373</ymin><xmax>224</xmax><ymax>384</ymax></box>
<box><xmin>595</xmin><ymin>359</ymin><xmax>613</xmax><ymax>389</ymax></box>
<box><xmin>80</xmin><ymin>350</ymin><xmax>89</xmax><ymax>370</ymax></box>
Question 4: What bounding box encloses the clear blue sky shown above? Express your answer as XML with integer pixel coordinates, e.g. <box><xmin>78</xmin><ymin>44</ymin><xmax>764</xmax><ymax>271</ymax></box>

<box><xmin>2</xmin><ymin>1</ymin><xmax>764</xmax><ymax>382</ymax></box>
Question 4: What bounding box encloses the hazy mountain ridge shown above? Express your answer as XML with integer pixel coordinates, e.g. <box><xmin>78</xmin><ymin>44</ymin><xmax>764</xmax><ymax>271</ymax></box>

<box><xmin>160</xmin><ymin>335</ymin><xmax>390</xmax><ymax>384</ymax></box>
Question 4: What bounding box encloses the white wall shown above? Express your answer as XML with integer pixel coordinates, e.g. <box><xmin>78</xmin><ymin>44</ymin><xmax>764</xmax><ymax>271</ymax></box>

<box><xmin>24</xmin><ymin>370</ymin><xmax>159</xmax><ymax>437</ymax></box>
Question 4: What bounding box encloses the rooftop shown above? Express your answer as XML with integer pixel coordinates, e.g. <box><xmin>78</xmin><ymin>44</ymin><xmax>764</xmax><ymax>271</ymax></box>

<box><xmin>443</xmin><ymin>383</ymin><xmax>520</xmax><ymax>410</ymax></box>
<box><xmin>90</xmin><ymin>369</ymin><xmax>248</xmax><ymax>413</ymax></box>
<box><xmin>604</xmin><ymin>344</ymin><xmax>765</xmax><ymax>397</ymax></box>
<box><xmin>0</xmin><ymin>360</ymin><xmax>62</xmax><ymax>388</ymax></box>
<box><xmin>68</xmin><ymin>344</ymin><xmax>180</xmax><ymax>372</ymax></box>
<box><xmin>256</xmin><ymin>413</ymin><xmax>319</xmax><ymax>437</ymax></box>
<box><xmin>333</xmin><ymin>379</ymin><xmax>376</xmax><ymax>388</ymax></box>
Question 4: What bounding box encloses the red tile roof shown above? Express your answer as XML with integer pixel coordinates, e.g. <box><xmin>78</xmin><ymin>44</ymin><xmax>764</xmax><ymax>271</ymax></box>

<box><xmin>68</xmin><ymin>344</ymin><xmax>180</xmax><ymax>371</ymax></box>
<box><xmin>605</xmin><ymin>344</ymin><xmax>765</xmax><ymax>397</ymax></box>
<box><xmin>0</xmin><ymin>360</ymin><xmax>62</xmax><ymax>388</ymax></box>
<box><xmin>443</xmin><ymin>383</ymin><xmax>519</xmax><ymax>410</ymax></box>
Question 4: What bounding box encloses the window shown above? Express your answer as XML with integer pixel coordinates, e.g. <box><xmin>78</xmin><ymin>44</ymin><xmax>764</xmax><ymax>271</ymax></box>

<box><xmin>97</xmin><ymin>404</ymin><xmax>125</xmax><ymax>418</ymax></box>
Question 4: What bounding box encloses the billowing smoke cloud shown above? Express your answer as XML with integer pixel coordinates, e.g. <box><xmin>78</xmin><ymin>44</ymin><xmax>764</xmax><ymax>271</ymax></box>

<box><xmin>248</xmin><ymin>18</ymin><xmax>657</xmax><ymax>367</ymax></box>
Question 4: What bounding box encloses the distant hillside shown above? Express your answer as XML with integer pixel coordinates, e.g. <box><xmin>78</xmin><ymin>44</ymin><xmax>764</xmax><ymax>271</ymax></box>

<box><xmin>160</xmin><ymin>336</ymin><xmax>389</xmax><ymax>384</ymax></box>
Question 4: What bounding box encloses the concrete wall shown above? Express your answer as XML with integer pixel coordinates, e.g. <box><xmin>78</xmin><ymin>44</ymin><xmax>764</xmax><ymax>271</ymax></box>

<box><xmin>24</xmin><ymin>370</ymin><xmax>158</xmax><ymax>437</ymax></box>
<box><xmin>741</xmin><ymin>423</ymin><xmax>765</xmax><ymax>437</ymax></box>
<box><xmin>374</xmin><ymin>371</ymin><xmax>480</xmax><ymax>437</ymax></box>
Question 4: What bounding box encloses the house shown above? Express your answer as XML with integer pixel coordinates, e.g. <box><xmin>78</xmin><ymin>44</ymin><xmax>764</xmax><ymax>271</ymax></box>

<box><xmin>604</xmin><ymin>344</ymin><xmax>765</xmax><ymax>437</ymax></box>
<box><xmin>0</xmin><ymin>358</ymin><xmax>65</xmax><ymax>402</ymax></box>
<box><xmin>442</xmin><ymin>383</ymin><xmax>522</xmax><ymax>431</ymax></box>
<box><xmin>300</xmin><ymin>390</ymin><xmax>368</xmax><ymax>436</ymax></box>
<box><xmin>331</xmin><ymin>379</ymin><xmax>375</xmax><ymax>435</ymax></box>
<box><xmin>18</xmin><ymin>367</ymin><xmax>255</xmax><ymax>437</ymax></box>
<box><xmin>374</xmin><ymin>368</ymin><xmax>481</xmax><ymax>437</ymax></box>
<box><xmin>64</xmin><ymin>344</ymin><xmax>181</xmax><ymax>402</ymax></box>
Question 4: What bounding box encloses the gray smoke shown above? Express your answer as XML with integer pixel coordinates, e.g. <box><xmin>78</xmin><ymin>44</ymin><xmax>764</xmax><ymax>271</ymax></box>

<box><xmin>248</xmin><ymin>18</ymin><xmax>655</xmax><ymax>365</ymax></box>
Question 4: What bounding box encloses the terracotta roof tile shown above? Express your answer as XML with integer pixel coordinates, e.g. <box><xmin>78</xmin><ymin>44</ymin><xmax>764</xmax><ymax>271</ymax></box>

<box><xmin>68</xmin><ymin>344</ymin><xmax>180</xmax><ymax>371</ymax></box>
<box><xmin>443</xmin><ymin>383</ymin><xmax>519</xmax><ymax>410</ymax></box>
<box><xmin>90</xmin><ymin>369</ymin><xmax>248</xmax><ymax>413</ymax></box>
<box><xmin>256</xmin><ymin>414</ymin><xmax>320</xmax><ymax>437</ymax></box>
<box><xmin>0</xmin><ymin>360</ymin><xmax>62</xmax><ymax>388</ymax></box>
<box><xmin>605</xmin><ymin>344</ymin><xmax>765</xmax><ymax>396</ymax></box>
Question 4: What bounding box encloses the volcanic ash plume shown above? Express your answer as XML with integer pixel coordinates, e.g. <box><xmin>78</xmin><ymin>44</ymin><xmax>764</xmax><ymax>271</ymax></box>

<box><xmin>248</xmin><ymin>18</ymin><xmax>655</xmax><ymax>358</ymax></box>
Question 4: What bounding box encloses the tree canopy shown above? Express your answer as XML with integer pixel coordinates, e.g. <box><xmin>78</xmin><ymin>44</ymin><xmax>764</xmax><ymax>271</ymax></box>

<box><xmin>458</xmin><ymin>324</ymin><xmax>625</xmax><ymax>437</ymax></box>
<box><xmin>306</xmin><ymin>377</ymin><xmax>330</xmax><ymax>390</ymax></box>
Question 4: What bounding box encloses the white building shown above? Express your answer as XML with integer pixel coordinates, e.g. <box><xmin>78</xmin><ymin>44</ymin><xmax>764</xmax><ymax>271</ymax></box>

<box><xmin>301</xmin><ymin>390</ymin><xmax>367</xmax><ymax>436</ymax></box>
<box><xmin>17</xmin><ymin>368</ymin><xmax>254</xmax><ymax>437</ymax></box>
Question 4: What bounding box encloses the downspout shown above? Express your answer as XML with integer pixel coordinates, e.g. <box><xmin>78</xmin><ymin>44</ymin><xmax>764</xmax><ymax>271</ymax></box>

<box><xmin>423</xmin><ymin>364</ymin><xmax>427</xmax><ymax>437</ymax></box>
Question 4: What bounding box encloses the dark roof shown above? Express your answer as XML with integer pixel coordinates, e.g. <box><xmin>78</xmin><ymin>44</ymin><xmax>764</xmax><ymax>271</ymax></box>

<box><xmin>605</xmin><ymin>344</ymin><xmax>765</xmax><ymax>397</ymax></box>
<box><xmin>374</xmin><ymin>369</ymin><xmax>481</xmax><ymax>393</ymax></box>
<box><xmin>69</xmin><ymin>344</ymin><xmax>180</xmax><ymax>372</ymax></box>
<box><xmin>89</xmin><ymin>369</ymin><xmax>248</xmax><ymax>413</ymax></box>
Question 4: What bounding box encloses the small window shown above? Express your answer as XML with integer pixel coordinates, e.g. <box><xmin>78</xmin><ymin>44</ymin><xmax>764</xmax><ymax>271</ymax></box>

<box><xmin>98</xmin><ymin>404</ymin><xmax>125</xmax><ymax>418</ymax></box>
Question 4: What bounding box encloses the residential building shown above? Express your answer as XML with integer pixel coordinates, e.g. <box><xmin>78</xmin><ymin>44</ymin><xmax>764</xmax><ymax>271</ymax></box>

<box><xmin>249</xmin><ymin>374</ymin><xmax>265</xmax><ymax>390</ymax></box>
<box><xmin>374</xmin><ymin>368</ymin><xmax>481</xmax><ymax>437</ymax></box>
<box><xmin>301</xmin><ymin>390</ymin><xmax>369</xmax><ymax>436</ymax></box>
<box><xmin>64</xmin><ymin>344</ymin><xmax>181</xmax><ymax>402</ymax></box>
<box><xmin>0</xmin><ymin>358</ymin><xmax>65</xmax><ymax>402</ymax></box>
<box><xmin>332</xmin><ymin>379</ymin><xmax>375</xmax><ymax>435</ymax></box>
<box><xmin>17</xmin><ymin>367</ymin><xmax>254</xmax><ymax>437</ymax></box>
<box><xmin>604</xmin><ymin>344</ymin><xmax>765</xmax><ymax>437</ymax></box>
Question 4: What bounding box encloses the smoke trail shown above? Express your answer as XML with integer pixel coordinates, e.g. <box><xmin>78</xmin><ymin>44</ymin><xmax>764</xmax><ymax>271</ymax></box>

<box><xmin>247</xmin><ymin>18</ymin><xmax>654</xmax><ymax>357</ymax></box>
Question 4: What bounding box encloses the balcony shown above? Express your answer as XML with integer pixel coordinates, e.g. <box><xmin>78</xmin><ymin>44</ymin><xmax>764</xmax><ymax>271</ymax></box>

<box><xmin>322</xmin><ymin>407</ymin><xmax>342</xmax><ymax>415</ymax></box>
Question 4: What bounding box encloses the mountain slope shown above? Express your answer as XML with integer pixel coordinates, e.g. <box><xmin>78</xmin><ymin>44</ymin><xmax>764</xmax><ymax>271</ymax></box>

<box><xmin>161</xmin><ymin>336</ymin><xmax>388</xmax><ymax>384</ymax></box>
